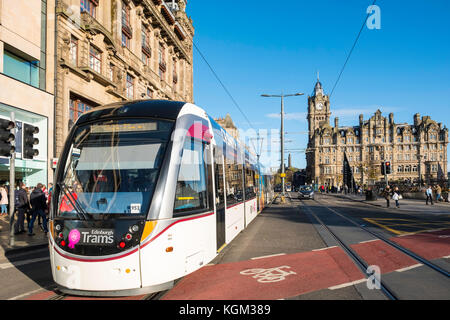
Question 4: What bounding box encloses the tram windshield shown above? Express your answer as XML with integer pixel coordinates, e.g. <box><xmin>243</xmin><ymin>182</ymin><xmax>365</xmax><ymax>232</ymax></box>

<box><xmin>55</xmin><ymin>118</ymin><xmax>174</xmax><ymax>218</ymax></box>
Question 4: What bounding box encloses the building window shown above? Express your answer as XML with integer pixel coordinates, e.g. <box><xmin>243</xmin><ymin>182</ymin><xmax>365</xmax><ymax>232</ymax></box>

<box><xmin>3</xmin><ymin>50</ymin><xmax>39</xmax><ymax>87</ymax></box>
<box><xmin>89</xmin><ymin>46</ymin><xmax>101</xmax><ymax>73</ymax></box>
<box><xmin>121</xmin><ymin>2</ymin><xmax>132</xmax><ymax>48</ymax></box>
<box><xmin>80</xmin><ymin>0</ymin><xmax>98</xmax><ymax>18</ymax></box>
<box><xmin>173</xmin><ymin>61</ymin><xmax>178</xmax><ymax>84</ymax></box>
<box><xmin>147</xmin><ymin>88</ymin><xmax>152</xmax><ymax>98</ymax></box>
<box><xmin>158</xmin><ymin>46</ymin><xmax>166</xmax><ymax>78</ymax></box>
<box><xmin>141</xmin><ymin>26</ymin><xmax>151</xmax><ymax>65</ymax></box>
<box><xmin>69</xmin><ymin>36</ymin><xmax>78</xmax><ymax>65</ymax></box>
<box><xmin>126</xmin><ymin>73</ymin><xmax>134</xmax><ymax>99</ymax></box>
<box><xmin>69</xmin><ymin>96</ymin><xmax>93</xmax><ymax>130</ymax></box>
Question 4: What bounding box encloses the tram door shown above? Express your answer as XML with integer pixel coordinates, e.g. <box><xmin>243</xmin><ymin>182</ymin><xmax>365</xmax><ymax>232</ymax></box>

<box><xmin>213</xmin><ymin>147</ymin><xmax>226</xmax><ymax>251</ymax></box>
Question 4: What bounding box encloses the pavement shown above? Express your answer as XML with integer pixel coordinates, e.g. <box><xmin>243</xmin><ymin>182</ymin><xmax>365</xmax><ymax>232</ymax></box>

<box><xmin>0</xmin><ymin>213</ymin><xmax>48</xmax><ymax>256</ymax></box>
<box><xmin>328</xmin><ymin>192</ymin><xmax>450</xmax><ymax>215</ymax></box>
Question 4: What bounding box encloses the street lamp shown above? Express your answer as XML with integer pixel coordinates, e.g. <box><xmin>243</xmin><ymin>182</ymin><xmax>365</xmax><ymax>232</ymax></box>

<box><xmin>261</xmin><ymin>92</ymin><xmax>304</xmax><ymax>196</ymax></box>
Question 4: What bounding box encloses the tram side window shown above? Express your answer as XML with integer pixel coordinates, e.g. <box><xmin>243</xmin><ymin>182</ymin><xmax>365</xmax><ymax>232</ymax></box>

<box><xmin>245</xmin><ymin>167</ymin><xmax>257</xmax><ymax>200</ymax></box>
<box><xmin>174</xmin><ymin>138</ymin><xmax>210</xmax><ymax>215</ymax></box>
<box><xmin>225</xmin><ymin>156</ymin><xmax>243</xmax><ymax>207</ymax></box>
<box><xmin>214</xmin><ymin>149</ymin><xmax>225</xmax><ymax>209</ymax></box>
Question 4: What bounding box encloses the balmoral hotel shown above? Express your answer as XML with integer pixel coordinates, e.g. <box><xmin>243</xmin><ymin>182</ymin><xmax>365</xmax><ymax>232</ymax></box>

<box><xmin>306</xmin><ymin>79</ymin><xmax>449</xmax><ymax>188</ymax></box>
<box><xmin>55</xmin><ymin>0</ymin><xmax>194</xmax><ymax>156</ymax></box>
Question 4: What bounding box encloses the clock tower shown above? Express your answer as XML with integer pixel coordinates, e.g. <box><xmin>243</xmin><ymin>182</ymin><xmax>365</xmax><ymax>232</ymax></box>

<box><xmin>307</xmin><ymin>76</ymin><xmax>331</xmax><ymax>139</ymax></box>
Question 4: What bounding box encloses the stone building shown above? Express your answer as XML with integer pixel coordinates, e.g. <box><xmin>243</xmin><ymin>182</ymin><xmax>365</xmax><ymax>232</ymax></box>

<box><xmin>215</xmin><ymin>113</ymin><xmax>240</xmax><ymax>141</ymax></box>
<box><xmin>54</xmin><ymin>0</ymin><xmax>194</xmax><ymax>156</ymax></box>
<box><xmin>0</xmin><ymin>0</ymin><xmax>55</xmax><ymax>185</ymax></box>
<box><xmin>305</xmin><ymin>79</ymin><xmax>449</xmax><ymax>187</ymax></box>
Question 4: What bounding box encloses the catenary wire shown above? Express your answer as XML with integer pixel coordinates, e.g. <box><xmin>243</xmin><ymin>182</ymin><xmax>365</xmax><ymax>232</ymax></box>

<box><xmin>193</xmin><ymin>41</ymin><xmax>256</xmax><ymax>131</ymax></box>
<box><xmin>329</xmin><ymin>0</ymin><xmax>378</xmax><ymax>99</ymax></box>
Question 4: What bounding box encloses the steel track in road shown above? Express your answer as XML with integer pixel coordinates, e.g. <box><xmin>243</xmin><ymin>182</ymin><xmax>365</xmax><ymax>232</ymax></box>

<box><xmin>315</xmin><ymin>195</ymin><xmax>450</xmax><ymax>278</ymax></box>
<box><xmin>293</xmin><ymin>195</ymin><xmax>397</xmax><ymax>300</ymax></box>
<box><xmin>290</xmin><ymin>192</ymin><xmax>450</xmax><ymax>300</ymax></box>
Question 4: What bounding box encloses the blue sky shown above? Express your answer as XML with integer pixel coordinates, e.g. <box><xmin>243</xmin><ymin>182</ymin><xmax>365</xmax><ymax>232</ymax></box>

<box><xmin>186</xmin><ymin>0</ymin><xmax>450</xmax><ymax>170</ymax></box>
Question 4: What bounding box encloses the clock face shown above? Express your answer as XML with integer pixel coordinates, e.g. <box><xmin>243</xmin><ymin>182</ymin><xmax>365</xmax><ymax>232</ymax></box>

<box><xmin>316</xmin><ymin>103</ymin><xmax>323</xmax><ymax>110</ymax></box>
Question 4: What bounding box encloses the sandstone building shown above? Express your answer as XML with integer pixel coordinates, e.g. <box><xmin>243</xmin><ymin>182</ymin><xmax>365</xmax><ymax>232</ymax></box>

<box><xmin>55</xmin><ymin>0</ymin><xmax>194</xmax><ymax>156</ymax></box>
<box><xmin>305</xmin><ymin>79</ymin><xmax>448</xmax><ymax>187</ymax></box>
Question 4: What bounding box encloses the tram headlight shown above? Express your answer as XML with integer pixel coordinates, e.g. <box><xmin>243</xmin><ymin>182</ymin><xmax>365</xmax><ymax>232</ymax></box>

<box><xmin>129</xmin><ymin>225</ymin><xmax>139</xmax><ymax>233</ymax></box>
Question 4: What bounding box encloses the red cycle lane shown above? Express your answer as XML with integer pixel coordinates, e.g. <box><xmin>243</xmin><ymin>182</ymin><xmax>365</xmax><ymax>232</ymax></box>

<box><xmin>162</xmin><ymin>246</ymin><xmax>364</xmax><ymax>300</ymax></box>
<box><xmin>163</xmin><ymin>229</ymin><xmax>450</xmax><ymax>300</ymax></box>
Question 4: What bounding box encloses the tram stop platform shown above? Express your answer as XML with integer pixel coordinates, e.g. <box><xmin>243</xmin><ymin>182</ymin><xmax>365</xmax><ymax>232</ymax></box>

<box><xmin>0</xmin><ymin>214</ymin><xmax>48</xmax><ymax>256</ymax></box>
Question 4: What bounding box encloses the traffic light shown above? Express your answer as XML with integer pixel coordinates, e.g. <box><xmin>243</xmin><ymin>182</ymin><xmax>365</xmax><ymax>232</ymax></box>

<box><xmin>381</xmin><ymin>161</ymin><xmax>385</xmax><ymax>175</ymax></box>
<box><xmin>0</xmin><ymin>119</ymin><xmax>15</xmax><ymax>157</ymax></box>
<box><xmin>23</xmin><ymin>123</ymin><xmax>39</xmax><ymax>159</ymax></box>
<box><xmin>385</xmin><ymin>161</ymin><xmax>391</xmax><ymax>174</ymax></box>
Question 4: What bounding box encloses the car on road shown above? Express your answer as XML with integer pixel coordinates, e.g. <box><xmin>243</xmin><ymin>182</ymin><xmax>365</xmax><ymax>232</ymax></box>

<box><xmin>298</xmin><ymin>185</ymin><xmax>314</xmax><ymax>200</ymax></box>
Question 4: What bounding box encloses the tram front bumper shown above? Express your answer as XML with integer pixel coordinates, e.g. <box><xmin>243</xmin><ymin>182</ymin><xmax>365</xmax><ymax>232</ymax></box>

<box><xmin>52</xmin><ymin>247</ymin><xmax>141</xmax><ymax>293</ymax></box>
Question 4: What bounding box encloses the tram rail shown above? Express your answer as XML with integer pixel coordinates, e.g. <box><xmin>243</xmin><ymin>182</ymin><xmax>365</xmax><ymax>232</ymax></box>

<box><xmin>291</xmin><ymin>193</ymin><xmax>449</xmax><ymax>300</ymax></box>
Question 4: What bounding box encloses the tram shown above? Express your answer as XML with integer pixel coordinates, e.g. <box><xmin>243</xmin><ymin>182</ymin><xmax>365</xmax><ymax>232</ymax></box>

<box><xmin>49</xmin><ymin>100</ymin><xmax>273</xmax><ymax>296</ymax></box>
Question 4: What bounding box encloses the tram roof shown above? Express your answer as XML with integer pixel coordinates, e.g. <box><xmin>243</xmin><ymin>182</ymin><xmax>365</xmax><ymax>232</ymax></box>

<box><xmin>76</xmin><ymin>100</ymin><xmax>186</xmax><ymax>124</ymax></box>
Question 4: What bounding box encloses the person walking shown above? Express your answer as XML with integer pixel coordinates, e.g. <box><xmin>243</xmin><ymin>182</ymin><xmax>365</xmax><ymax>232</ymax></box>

<box><xmin>435</xmin><ymin>184</ymin><xmax>442</xmax><ymax>202</ymax></box>
<box><xmin>28</xmin><ymin>183</ymin><xmax>48</xmax><ymax>236</ymax></box>
<box><xmin>14</xmin><ymin>182</ymin><xmax>30</xmax><ymax>235</ymax></box>
<box><xmin>383</xmin><ymin>186</ymin><xmax>391</xmax><ymax>208</ymax></box>
<box><xmin>0</xmin><ymin>185</ymin><xmax>8</xmax><ymax>216</ymax></box>
<box><xmin>426</xmin><ymin>185</ymin><xmax>434</xmax><ymax>205</ymax></box>
<box><xmin>393</xmin><ymin>187</ymin><xmax>400</xmax><ymax>208</ymax></box>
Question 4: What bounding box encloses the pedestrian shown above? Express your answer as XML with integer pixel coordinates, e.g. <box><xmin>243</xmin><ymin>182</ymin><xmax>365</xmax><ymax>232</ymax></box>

<box><xmin>14</xmin><ymin>182</ymin><xmax>30</xmax><ymax>235</ymax></box>
<box><xmin>0</xmin><ymin>185</ymin><xmax>8</xmax><ymax>216</ymax></box>
<box><xmin>426</xmin><ymin>185</ymin><xmax>434</xmax><ymax>205</ymax></box>
<box><xmin>28</xmin><ymin>183</ymin><xmax>48</xmax><ymax>236</ymax></box>
<box><xmin>393</xmin><ymin>187</ymin><xmax>400</xmax><ymax>208</ymax></box>
<box><xmin>383</xmin><ymin>185</ymin><xmax>391</xmax><ymax>208</ymax></box>
<box><xmin>435</xmin><ymin>184</ymin><xmax>442</xmax><ymax>202</ymax></box>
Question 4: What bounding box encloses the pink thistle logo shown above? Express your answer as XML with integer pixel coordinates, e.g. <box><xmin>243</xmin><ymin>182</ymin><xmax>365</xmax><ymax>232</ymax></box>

<box><xmin>68</xmin><ymin>229</ymin><xmax>81</xmax><ymax>249</ymax></box>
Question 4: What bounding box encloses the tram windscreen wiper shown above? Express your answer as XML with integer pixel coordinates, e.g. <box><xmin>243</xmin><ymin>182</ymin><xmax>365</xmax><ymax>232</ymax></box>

<box><xmin>57</xmin><ymin>182</ymin><xmax>89</xmax><ymax>220</ymax></box>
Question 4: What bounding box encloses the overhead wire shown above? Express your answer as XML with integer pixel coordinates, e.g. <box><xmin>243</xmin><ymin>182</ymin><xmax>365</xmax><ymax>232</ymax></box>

<box><xmin>329</xmin><ymin>0</ymin><xmax>378</xmax><ymax>99</ymax></box>
<box><xmin>192</xmin><ymin>41</ymin><xmax>256</xmax><ymax>132</ymax></box>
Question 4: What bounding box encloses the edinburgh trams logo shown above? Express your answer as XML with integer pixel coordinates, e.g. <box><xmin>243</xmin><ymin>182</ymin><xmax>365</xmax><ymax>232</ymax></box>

<box><xmin>68</xmin><ymin>229</ymin><xmax>115</xmax><ymax>247</ymax></box>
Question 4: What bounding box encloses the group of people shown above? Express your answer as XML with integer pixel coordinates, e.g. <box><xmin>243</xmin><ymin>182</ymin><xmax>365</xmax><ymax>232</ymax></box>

<box><xmin>382</xmin><ymin>184</ymin><xmax>444</xmax><ymax>208</ymax></box>
<box><xmin>0</xmin><ymin>182</ymin><xmax>53</xmax><ymax>236</ymax></box>
<box><xmin>382</xmin><ymin>186</ymin><xmax>402</xmax><ymax>208</ymax></box>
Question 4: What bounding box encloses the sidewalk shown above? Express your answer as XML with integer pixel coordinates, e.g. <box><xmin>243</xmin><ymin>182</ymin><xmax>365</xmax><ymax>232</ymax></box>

<box><xmin>0</xmin><ymin>214</ymin><xmax>48</xmax><ymax>256</ymax></box>
<box><xmin>328</xmin><ymin>193</ymin><xmax>450</xmax><ymax>215</ymax></box>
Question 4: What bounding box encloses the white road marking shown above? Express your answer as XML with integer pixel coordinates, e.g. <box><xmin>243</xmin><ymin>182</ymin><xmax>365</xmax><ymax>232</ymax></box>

<box><xmin>395</xmin><ymin>264</ymin><xmax>423</xmax><ymax>273</ymax></box>
<box><xmin>0</xmin><ymin>257</ymin><xmax>49</xmax><ymax>270</ymax></box>
<box><xmin>312</xmin><ymin>246</ymin><xmax>337</xmax><ymax>251</ymax></box>
<box><xmin>358</xmin><ymin>239</ymin><xmax>379</xmax><ymax>244</ymax></box>
<box><xmin>328</xmin><ymin>279</ymin><xmax>366</xmax><ymax>290</ymax></box>
<box><xmin>8</xmin><ymin>288</ymin><xmax>46</xmax><ymax>301</ymax></box>
<box><xmin>251</xmin><ymin>253</ymin><xmax>286</xmax><ymax>260</ymax></box>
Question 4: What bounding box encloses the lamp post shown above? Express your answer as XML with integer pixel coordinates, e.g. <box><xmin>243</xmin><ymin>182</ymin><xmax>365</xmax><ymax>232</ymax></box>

<box><xmin>261</xmin><ymin>92</ymin><xmax>304</xmax><ymax>197</ymax></box>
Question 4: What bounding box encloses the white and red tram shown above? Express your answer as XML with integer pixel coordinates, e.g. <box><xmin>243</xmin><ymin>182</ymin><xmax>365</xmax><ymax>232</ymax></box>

<box><xmin>49</xmin><ymin>100</ymin><xmax>273</xmax><ymax>296</ymax></box>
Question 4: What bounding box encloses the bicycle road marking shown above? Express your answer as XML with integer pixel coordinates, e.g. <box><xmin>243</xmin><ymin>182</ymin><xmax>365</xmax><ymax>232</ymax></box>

<box><xmin>240</xmin><ymin>265</ymin><xmax>297</xmax><ymax>283</ymax></box>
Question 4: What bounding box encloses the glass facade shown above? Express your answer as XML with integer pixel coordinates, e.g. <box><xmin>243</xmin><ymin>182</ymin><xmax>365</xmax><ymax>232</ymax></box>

<box><xmin>0</xmin><ymin>103</ymin><xmax>48</xmax><ymax>187</ymax></box>
<box><xmin>3</xmin><ymin>51</ymin><xmax>39</xmax><ymax>88</ymax></box>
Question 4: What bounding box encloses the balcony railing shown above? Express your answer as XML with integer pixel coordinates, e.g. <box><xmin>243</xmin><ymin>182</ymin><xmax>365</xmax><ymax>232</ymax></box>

<box><xmin>142</xmin><ymin>44</ymin><xmax>152</xmax><ymax>57</ymax></box>
<box><xmin>159</xmin><ymin>61</ymin><xmax>167</xmax><ymax>72</ymax></box>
